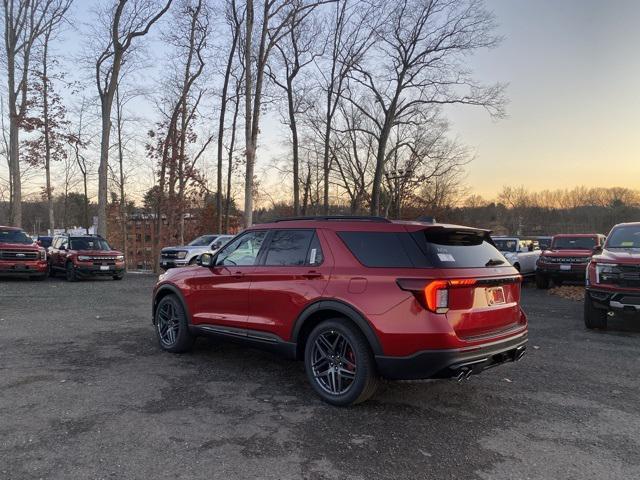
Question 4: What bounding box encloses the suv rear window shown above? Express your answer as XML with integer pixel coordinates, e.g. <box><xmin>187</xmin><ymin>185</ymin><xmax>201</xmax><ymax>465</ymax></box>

<box><xmin>338</xmin><ymin>229</ymin><xmax>509</xmax><ymax>269</ymax></box>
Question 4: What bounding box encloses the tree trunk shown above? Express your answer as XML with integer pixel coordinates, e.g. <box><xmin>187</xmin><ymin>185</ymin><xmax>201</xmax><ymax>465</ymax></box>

<box><xmin>243</xmin><ymin>0</ymin><xmax>254</xmax><ymax>228</ymax></box>
<box><xmin>286</xmin><ymin>81</ymin><xmax>300</xmax><ymax>216</ymax></box>
<box><xmin>225</xmin><ymin>92</ymin><xmax>240</xmax><ymax>234</ymax></box>
<box><xmin>116</xmin><ymin>86</ymin><xmax>127</xmax><ymax>264</ymax></box>
<box><xmin>98</xmin><ymin>98</ymin><xmax>112</xmax><ymax>236</ymax></box>
<box><xmin>42</xmin><ymin>34</ymin><xmax>54</xmax><ymax>233</ymax></box>
<box><xmin>9</xmin><ymin>113</ymin><xmax>21</xmax><ymax>227</ymax></box>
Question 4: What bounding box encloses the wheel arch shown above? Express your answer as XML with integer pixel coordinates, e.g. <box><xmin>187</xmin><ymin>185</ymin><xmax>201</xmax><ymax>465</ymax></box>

<box><xmin>291</xmin><ymin>300</ymin><xmax>383</xmax><ymax>360</ymax></box>
<box><xmin>153</xmin><ymin>284</ymin><xmax>192</xmax><ymax>326</ymax></box>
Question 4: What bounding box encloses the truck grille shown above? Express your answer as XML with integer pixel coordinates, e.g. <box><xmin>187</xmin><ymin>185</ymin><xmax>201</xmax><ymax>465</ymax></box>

<box><xmin>602</xmin><ymin>265</ymin><xmax>640</xmax><ymax>288</ymax></box>
<box><xmin>0</xmin><ymin>249</ymin><xmax>38</xmax><ymax>261</ymax></box>
<box><xmin>161</xmin><ymin>250</ymin><xmax>182</xmax><ymax>259</ymax></box>
<box><xmin>546</xmin><ymin>256</ymin><xmax>590</xmax><ymax>263</ymax></box>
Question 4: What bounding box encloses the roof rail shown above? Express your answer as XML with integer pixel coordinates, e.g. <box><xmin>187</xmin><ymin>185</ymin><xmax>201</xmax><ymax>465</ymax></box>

<box><xmin>272</xmin><ymin>215</ymin><xmax>392</xmax><ymax>223</ymax></box>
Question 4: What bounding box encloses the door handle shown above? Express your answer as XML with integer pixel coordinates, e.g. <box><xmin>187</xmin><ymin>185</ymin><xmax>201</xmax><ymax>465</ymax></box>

<box><xmin>304</xmin><ymin>270</ymin><xmax>322</xmax><ymax>279</ymax></box>
<box><xmin>233</xmin><ymin>271</ymin><xmax>244</xmax><ymax>279</ymax></box>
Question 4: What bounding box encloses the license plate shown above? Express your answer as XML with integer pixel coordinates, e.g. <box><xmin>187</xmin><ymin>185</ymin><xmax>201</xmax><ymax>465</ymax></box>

<box><xmin>100</xmin><ymin>266</ymin><xmax>110</xmax><ymax>271</ymax></box>
<box><xmin>560</xmin><ymin>264</ymin><xmax>571</xmax><ymax>271</ymax></box>
<box><xmin>486</xmin><ymin>286</ymin><xmax>506</xmax><ymax>306</ymax></box>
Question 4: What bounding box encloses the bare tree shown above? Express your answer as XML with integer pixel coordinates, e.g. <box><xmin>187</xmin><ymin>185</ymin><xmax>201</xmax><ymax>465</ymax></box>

<box><xmin>1</xmin><ymin>0</ymin><xmax>71</xmax><ymax>227</ymax></box>
<box><xmin>346</xmin><ymin>0</ymin><xmax>506</xmax><ymax>215</ymax></box>
<box><xmin>269</xmin><ymin>4</ymin><xmax>321</xmax><ymax>215</ymax></box>
<box><xmin>68</xmin><ymin>96</ymin><xmax>91</xmax><ymax>232</ymax></box>
<box><xmin>216</xmin><ymin>0</ymin><xmax>243</xmax><ymax>233</ymax></box>
<box><xmin>93</xmin><ymin>0</ymin><xmax>172</xmax><ymax>237</ymax></box>
<box><xmin>242</xmin><ymin>0</ymin><xmax>328</xmax><ymax>228</ymax></box>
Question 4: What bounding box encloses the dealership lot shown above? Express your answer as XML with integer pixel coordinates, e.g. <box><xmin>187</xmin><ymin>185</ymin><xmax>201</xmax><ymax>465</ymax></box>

<box><xmin>1</xmin><ymin>276</ymin><xmax>639</xmax><ymax>479</ymax></box>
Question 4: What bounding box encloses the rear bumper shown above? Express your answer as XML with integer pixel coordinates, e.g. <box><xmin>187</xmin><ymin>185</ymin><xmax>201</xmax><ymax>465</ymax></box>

<box><xmin>586</xmin><ymin>287</ymin><xmax>640</xmax><ymax>313</ymax></box>
<box><xmin>375</xmin><ymin>331</ymin><xmax>528</xmax><ymax>380</ymax></box>
<box><xmin>0</xmin><ymin>261</ymin><xmax>48</xmax><ymax>276</ymax></box>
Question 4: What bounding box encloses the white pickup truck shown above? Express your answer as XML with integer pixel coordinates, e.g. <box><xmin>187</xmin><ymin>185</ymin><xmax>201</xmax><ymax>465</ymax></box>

<box><xmin>491</xmin><ymin>236</ymin><xmax>541</xmax><ymax>276</ymax></box>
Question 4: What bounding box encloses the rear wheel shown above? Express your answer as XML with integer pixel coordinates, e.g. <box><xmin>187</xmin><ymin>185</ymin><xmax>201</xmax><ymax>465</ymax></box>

<box><xmin>155</xmin><ymin>294</ymin><xmax>195</xmax><ymax>353</ymax></box>
<box><xmin>304</xmin><ymin>319</ymin><xmax>378</xmax><ymax>406</ymax></box>
<box><xmin>65</xmin><ymin>262</ymin><xmax>77</xmax><ymax>282</ymax></box>
<box><xmin>535</xmin><ymin>273</ymin><xmax>550</xmax><ymax>289</ymax></box>
<box><xmin>584</xmin><ymin>295</ymin><xmax>608</xmax><ymax>329</ymax></box>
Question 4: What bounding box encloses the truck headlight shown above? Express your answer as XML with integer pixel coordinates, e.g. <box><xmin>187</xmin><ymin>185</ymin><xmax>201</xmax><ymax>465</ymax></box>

<box><xmin>116</xmin><ymin>255</ymin><xmax>124</xmax><ymax>261</ymax></box>
<box><xmin>595</xmin><ymin>263</ymin><xmax>617</xmax><ymax>284</ymax></box>
<box><xmin>177</xmin><ymin>251</ymin><xmax>187</xmax><ymax>259</ymax></box>
<box><xmin>39</xmin><ymin>249</ymin><xmax>47</xmax><ymax>260</ymax></box>
<box><xmin>78</xmin><ymin>255</ymin><xmax>91</xmax><ymax>261</ymax></box>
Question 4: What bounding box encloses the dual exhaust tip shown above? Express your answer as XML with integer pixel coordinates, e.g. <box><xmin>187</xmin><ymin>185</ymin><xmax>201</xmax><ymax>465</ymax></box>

<box><xmin>454</xmin><ymin>346</ymin><xmax>526</xmax><ymax>383</ymax></box>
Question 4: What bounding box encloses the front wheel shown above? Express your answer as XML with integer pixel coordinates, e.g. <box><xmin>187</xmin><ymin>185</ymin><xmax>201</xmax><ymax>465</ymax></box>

<box><xmin>155</xmin><ymin>294</ymin><xmax>195</xmax><ymax>353</ymax></box>
<box><xmin>584</xmin><ymin>295</ymin><xmax>608</xmax><ymax>329</ymax></box>
<box><xmin>304</xmin><ymin>319</ymin><xmax>379</xmax><ymax>406</ymax></box>
<box><xmin>113</xmin><ymin>273</ymin><xmax>124</xmax><ymax>281</ymax></box>
<box><xmin>65</xmin><ymin>262</ymin><xmax>77</xmax><ymax>282</ymax></box>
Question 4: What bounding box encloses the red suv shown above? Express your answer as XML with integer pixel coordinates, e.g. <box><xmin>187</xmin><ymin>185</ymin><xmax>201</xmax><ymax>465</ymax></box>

<box><xmin>0</xmin><ymin>226</ymin><xmax>48</xmax><ymax>280</ymax></box>
<box><xmin>152</xmin><ymin>217</ymin><xmax>528</xmax><ymax>405</ymax></box>
<box><xmin>535</xmin><ymin>234</ymin><xmax>606</xmax><ymax>289</ymax></box>
<box><xmin>585</xmin><ymin>222</ymin><xmax>640</xmax><ymax>329</ymax></box>
<box><xmin>48</xmin><ymin>234</ymin><xmax>125</xmax><ymax>281</ymax></box>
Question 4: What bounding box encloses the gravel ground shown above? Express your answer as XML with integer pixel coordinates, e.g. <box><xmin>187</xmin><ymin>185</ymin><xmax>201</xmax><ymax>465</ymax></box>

<box><xmin>1</xmin><ymin>275</ymin><xmax>639</xmax><ymax>480</ymax></box>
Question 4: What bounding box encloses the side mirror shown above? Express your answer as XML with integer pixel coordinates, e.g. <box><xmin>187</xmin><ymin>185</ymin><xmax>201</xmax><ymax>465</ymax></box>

<box><xmin>197</xmin><ymin>252</ymin><xmax>216</xmax><ymax>267</ymax></box>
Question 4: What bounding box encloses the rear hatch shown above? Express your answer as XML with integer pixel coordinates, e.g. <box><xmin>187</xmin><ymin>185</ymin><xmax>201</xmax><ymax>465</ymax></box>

<box><xmin>405</xmin><ymin>226</ymin><xmax>524</xmax><ymax>340</ymax></box>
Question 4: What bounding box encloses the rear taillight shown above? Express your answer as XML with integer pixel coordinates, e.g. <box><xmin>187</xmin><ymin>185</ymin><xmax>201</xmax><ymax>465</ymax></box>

<box><xmin>397</xmin><ymin>278</ymin><xmax>478</xmax><ymax>313</ymax></box>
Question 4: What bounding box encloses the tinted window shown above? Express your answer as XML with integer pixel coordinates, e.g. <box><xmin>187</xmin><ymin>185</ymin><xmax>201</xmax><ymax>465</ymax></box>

<box><xmin>493</xmin><ymin>238</ymin><xmax>517</xmax><ymax>252</ymax></box>
<box><xmin>606</xmin><ymin>225</ymin><xmax>640</xmax><ymax>249</ymax></box>
<box><xmin>338</xmin><ymin>231</ymin><xmax>429</xmax><ymax>268</ymax></box>
<box><xmin>189</xmin><ymin>235</ymin><xmax>217</xmax><ymax>246</ymax></box>
<box><xmin>69</xmin><ymin>237</ymin><xmax>111</xmax><ymax>251</ymax></box>
<box><xmin>216</xmin><ymin>231</ymin><xmax>267</xmax><ymax>266</ymax></box>
<box><xmin>552</xmin><ymin>236</ymin><xmax>596</xmax><ymax>250</ymax></box>
<box><xmin>307</xmin><ymin>233</ymin><xmax>324</xmax><ymax>266</ymax></box>
<box><xmin>264</xmin><ymin>230</ymin><xmax>314</xmax><ymax>266</ymax></box>
<box><xmin>339</xmin><ymin>229</ymin><xmax>509</xmax><ymax>269</ymax></box>
<box><xmin>0</xmin><ymin>228</ymin><xmax>32</xmax><ymax>244</ymax></box>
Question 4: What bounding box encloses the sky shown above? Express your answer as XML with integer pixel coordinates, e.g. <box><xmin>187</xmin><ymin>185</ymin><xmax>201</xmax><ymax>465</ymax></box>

<box><xmin>447</xmin><ymin>0</ymin><xmax>640</xmax><ymax>198</ymax></box>
<box><xmin>3</xmin><ymin>0</ymin><xmax>640</xmax><ymax>204</ymax></box>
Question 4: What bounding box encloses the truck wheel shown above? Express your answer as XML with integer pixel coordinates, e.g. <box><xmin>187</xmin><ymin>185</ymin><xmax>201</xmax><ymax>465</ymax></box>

<box><xmin>48</xmin><ymin>263</ymin><xmax>56</xmax><ymax>277</ymax></box>
<box><xmin>304</xmin><ymin>319</ymin><xmax>379</xmax><ymax>406</ymax></box>
<box><xmin>535</xmin><ymin>273</ymin><xmax>550</xmax><ymax>289</ymax></box>
<box><xmin>65</xmin><ymin>262</ymin><xmax>77</xmax><ymax>282</ymax></box>
<box><xmin>584</xmin><ymin>295</ymin><xmax>607</xmax><ymax>329</ymax></box>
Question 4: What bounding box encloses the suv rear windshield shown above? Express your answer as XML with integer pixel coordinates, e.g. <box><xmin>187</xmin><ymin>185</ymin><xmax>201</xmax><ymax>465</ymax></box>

<box><xmin>338</xmin><ymin>229</ymin><xmax>509</xmax><ymax>269</ymax></box>
<box><xmin>0</xmin><ymin>228</ymin><xmax>32</xmax><ymax>244</ymax></box>
<box><xmin>552</xmin><ymin>236</ymin><xmax>596</xmax><ymax>250</ymax></box>
<box><xmin>606</xmin><ymin>225</ymin><xmax>640</xmax><ymax>249</ymax></box>
<box><xmin>69</xmin><ymin>237</ymin><xmax>111</xmax><ymax>251</ymax></box>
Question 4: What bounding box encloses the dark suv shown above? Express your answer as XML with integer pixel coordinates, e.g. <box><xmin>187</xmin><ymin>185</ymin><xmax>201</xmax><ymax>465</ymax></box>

<box><xmin>585</xmin><ymin>222</ymin><xmax>640</xmax><ymax>329</ymax></box>
<box><xmin>48</xmin><ymin>234</ymin><xmax>125</xmax><ymax>281</ymax></box>
<box><xmin>152</xmin><ymin>217</ymin><xmax>528</xmax><ymax>405</ymax></box>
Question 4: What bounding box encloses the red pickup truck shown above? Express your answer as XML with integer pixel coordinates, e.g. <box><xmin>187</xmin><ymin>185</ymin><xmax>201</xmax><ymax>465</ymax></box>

<box><xmin>535</xmin><ymin>233</ymin><xmax>606</xmax><ymax>289</ymax></box>
<box><xmin>585</xmin><ymin>222</ymin><xmax>640</xmax><ymax>329</ymax></box>
<box><xmin>0</xmin><ymin>226</ymin><xmax>48</xmax><ymax>280</ymax></box>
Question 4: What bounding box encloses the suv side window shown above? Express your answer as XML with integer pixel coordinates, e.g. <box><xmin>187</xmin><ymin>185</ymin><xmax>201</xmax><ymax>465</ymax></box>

<box><xmin>59</xmin><ymin>238</ymin><xmax>68</xmax><ymax>250</ymax></box>
<box><xmin>264</xmin><ymin>230</ymin><xmax>314</xmax><ymax>266</ymax></box>
<box><xmin>216</xmin><ymin>231</ymin><xmax>267</xmax><ymax>266</ymax></box>
<box><xmin>307</xmin><ymin>233</ymin><xmax>324</xmax><ymax>266</ymax></box>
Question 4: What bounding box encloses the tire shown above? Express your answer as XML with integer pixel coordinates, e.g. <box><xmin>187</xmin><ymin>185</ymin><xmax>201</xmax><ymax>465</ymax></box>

<box><xmin>304</xmin><ymin>318</ymin><xmax>379</xmax><ymax>406</ymax></box>
<box><xmin>113</xmin><ymin>273</ymin><xmax>124</xmax><ymax>280</ymax></box>
<box><xmin>65</xmin><ymin>262</ymin><xmax>77</xmax><ymax>282</ymax></box>
<box><xmin>188</xmin><ymin>256</ymin><xmax>198</xmax><ymax>265</ymax></box>
<box><xmin>535</xmin><ymin>273</ymin><xmax>550</xmax><ymax>289</ymax></box>
<box><xmin>48</xmin><ymin>263</ymin><xmax>56</xmax><ymax>277</ymax></box>
<box><xmin>584</xmin><ymin>295</ymin><xmax>608</xmax><ymax>329</ymax></box>
<box><xmin>154</xmin><ymin>294</ymin><xmax>195</xmax><ymax>353</ymax></box>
